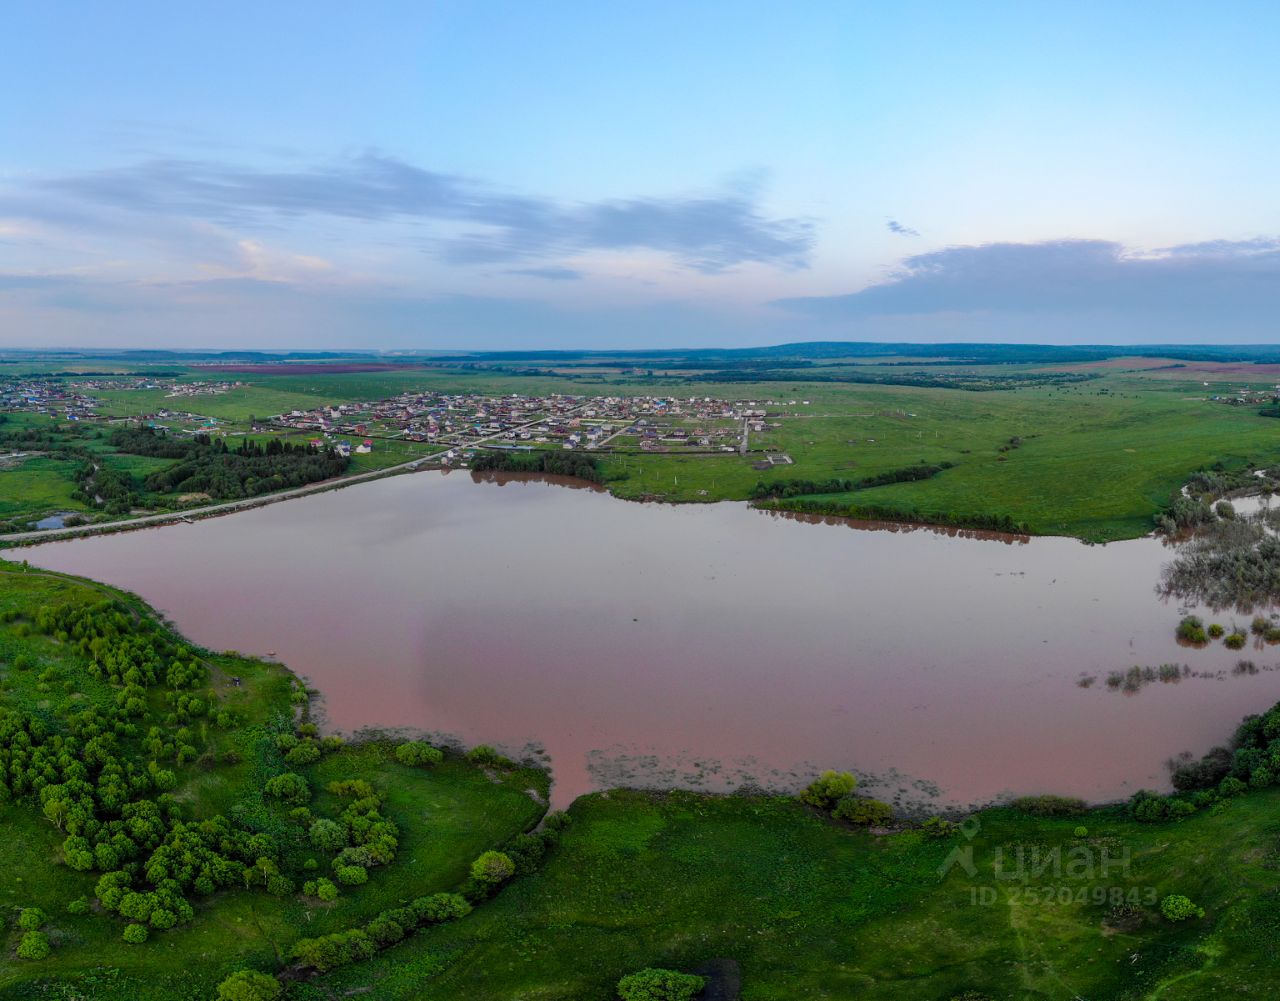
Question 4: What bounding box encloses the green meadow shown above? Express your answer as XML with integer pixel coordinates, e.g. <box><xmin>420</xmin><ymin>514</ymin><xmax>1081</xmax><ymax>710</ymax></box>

<box><xmin>9</xmin><ymin>357</ymin><xmax>1280</xmax><ymax>540</ymax></box>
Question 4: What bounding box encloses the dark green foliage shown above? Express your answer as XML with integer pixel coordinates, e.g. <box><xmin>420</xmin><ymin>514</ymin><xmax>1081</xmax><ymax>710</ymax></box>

<box><xmin>831</xmin><ymin>796</ymin><xmax>893</xmax><ymax>826</ymax></box>
<box><xmin>290</xmin><ymin>893</ymin><xmax>471</xmax><ymax>972</ymax></box>
<box><xmin>760</xmin><ymin>496</ymin><xmax>1028</xmax><ymax>534</ymax></box>
<box><xmin>1010</xmin><ymin>795</ymin><xmax>1086</xmax><ymax>817</ymax></box>
<box><xmin>264</xmin><ymin>772</ymin><xmax>311</xmax><ymax>804</ymax></box>
<box><xmin>470</xmin><ymin>449</ymin><xmax>602</xmax><ymax>482</ymax></box>
<box><xmin>750</xmin><ymin>463</ymin><xmax>954</xmax><ymax>500</ymax></box>
<box><xmin>111</xmin><ymin>426</ymin><xmax>348</xmax><ymax>499</ymax></box>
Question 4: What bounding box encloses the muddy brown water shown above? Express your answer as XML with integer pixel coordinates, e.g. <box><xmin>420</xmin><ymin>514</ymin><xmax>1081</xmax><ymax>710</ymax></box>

<box><xmin>15</xmin><ymin>470</ymin><xmax>1280</xmax><ymax>811</ymax></box>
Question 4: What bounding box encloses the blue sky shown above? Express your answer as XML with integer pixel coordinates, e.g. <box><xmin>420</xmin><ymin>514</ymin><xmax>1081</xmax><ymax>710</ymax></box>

<box><xmin>3</xmin><ymin>1</ymin><xmax>1279</xmax><ymax>349</ymax></box>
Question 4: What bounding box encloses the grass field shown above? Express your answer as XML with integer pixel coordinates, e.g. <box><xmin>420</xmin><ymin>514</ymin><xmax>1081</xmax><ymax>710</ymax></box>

<box><xmin>10</xmin><ymin>354</ymin><xmax>1280</xmax><ymax>540</ymax></box>
<box><xmin>319</xmin><ymin>787</ymin><xmax>1280</xmax><ymax>1000</ymax></box>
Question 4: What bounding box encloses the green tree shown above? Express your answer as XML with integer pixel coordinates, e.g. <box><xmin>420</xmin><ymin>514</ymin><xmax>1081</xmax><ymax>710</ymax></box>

<box><xmin>470</xmin><ymin>850</ymin><xmax>516</xmax><ymax>885</ymax></box>
<box><xmin>309</xmin><ymin>818</ymin><xmax>347</xmax><ymax>852</ymax></box>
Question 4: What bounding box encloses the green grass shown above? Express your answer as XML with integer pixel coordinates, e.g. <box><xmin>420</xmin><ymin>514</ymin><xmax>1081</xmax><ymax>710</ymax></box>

<box><xmin>318</xmin><ymin>788</ymin><xmax>1280</xmax><ymax>1000</ymax></box>
<box><xmin>12</xmin><ymin>364</ymin><xmax>1280</xmax><ymax>540</ymax></box>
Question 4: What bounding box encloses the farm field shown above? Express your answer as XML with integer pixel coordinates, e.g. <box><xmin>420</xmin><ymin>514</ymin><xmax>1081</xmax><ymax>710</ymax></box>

<box><xmin>6</xmin><ymin>348</ymin><xmax>1280</xmax><ymax>541</ymax></box>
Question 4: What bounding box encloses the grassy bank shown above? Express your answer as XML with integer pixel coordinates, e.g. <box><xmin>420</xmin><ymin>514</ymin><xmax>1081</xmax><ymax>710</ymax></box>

<box><xmin>0</xmin><ymin>566</ymin><xmax>546</xmax><ymax>1000</ymax></box>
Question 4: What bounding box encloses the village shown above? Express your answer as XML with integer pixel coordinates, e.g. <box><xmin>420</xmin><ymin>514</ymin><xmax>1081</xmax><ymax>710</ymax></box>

<box><xmin>0</xmin><ymin>373</ymin><xmax>804</xmax><ymax>464</ymax></box>
<box><xmin>261</xmin><ymin>389</ymin><xmax>799</xmax><ymax>459</ymax></box>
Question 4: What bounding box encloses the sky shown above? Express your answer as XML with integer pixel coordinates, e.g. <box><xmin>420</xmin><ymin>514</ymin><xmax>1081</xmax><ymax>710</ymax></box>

<box><xmin>2</xmin><ymin>0</ymin><xmax>1279</xmax><ymax>350</ymax></box>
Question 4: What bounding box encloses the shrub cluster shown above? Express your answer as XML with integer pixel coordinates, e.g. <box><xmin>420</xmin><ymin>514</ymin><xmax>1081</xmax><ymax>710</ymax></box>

<box><xmin>291</xmin><ymin>892</ymin><xmax>471</xmax><ymax>972</ymax></box>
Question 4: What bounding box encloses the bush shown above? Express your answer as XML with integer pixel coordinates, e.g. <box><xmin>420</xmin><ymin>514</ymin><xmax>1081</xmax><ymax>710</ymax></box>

<box><xmin>16</xmin><ymin>930</ymin><xmax>50</xmax><ymax>960</ymax></box>
<box><xmin>264</xmin><ymin>772</ymin><xmax>310</xmax><ymax>804</ymax></box>
<box><xmin>1073</xmin><ymin>826</ymin><xmax>1088</xmax><ymax>838</ymax></box>
<box><xmin>832</xmin><ymin>795</ymin><xmax>893</xmax><ymax>826</ymax></box>
<box><xmin>1161</xmin><ymin>894</ymin><xmax>1205</xmax><ymax>921</ymax></box>
<box><xmin>216</xmin><ymin>969</ymin><xmax>283</xmax><ymax>1001</ymax></box>
<box><xmin>284</xmin><ymin>741</ymin><xmax>321</xmax><ymax>766</ymax></box>
<box><xmin>66</xmin><ymin>897</ymin><xmax>90</xmax><ymax>915</ymax></box>
<box><xmin>17</xmin><ymin>907</ymin><xmax>47</xmax><ymax>931</ymax></box>
<box><xmin>466</xmin><ymin>744</ymin><xmax>513</xmax><ymax>768</ymax></box>
<box><xmin>334</xmin><ymin>865</ymin><xmax>368</xmax><ymax>886</ymax></box>
<box><xmin>1225</xmin><ymin>631</ymin><xmax>1247</xmax><ymax>650</ymax></box>
<box><xmin>617</xmin><ymin>967</ymin><xmax>706</xmax><ymax>1001</ymax></box>
<box><xmin>1176</xmin><ymin>616</ymin><xmax>1208</xmax><ymax>644</ymax></box>
<box><xmin>309</xmin><ymin>818</ymin><xmax>348</xmax><ymax>852</ymax></box>
<box><xmin>470</xmin><ymin>850</ymin><xmax>516</xmax><ymax>885</ymax></box>
<box><xmin>1208</xmin><ymin>623</ymin><xmax>1225</xmax><ymax>638</ymax></box>
<box><xmin>921</xmin><ymin>817</ymin><xmax>958</xmax><ymax>839</ymax></box>
<box><xmin>799</xmin><ymin>770</ymin><xmax>857</xmax><ymax>810</ymax></box>
<box><xmin>1010</xmin><ymin>795</ymin><xmax>1086</xmax><ymax>817</ymax></box>
<box><xmin>395</xmin><ymin>740</ymin><xmax>444</xmax><ymax>767</ymax></box>
<box><xmin>122</xmin><ymin>923</ymin><xmax>149</xmax><ymax>944</ymax></box>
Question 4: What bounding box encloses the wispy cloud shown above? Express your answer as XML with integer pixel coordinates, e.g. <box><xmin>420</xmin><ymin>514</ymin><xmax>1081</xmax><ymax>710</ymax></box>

<box><xmin>886</xmin><ymin>219</ymin><xmax>919</xmax><ymax>237</ymax></box>
<box><xmin>6</xmin><ymin>153</ymin><xmax>814</xmax><ymax>274</ymax></box>
<box><xmin>505</xmin><ymin>265</ymin><xmax>584</xmax><ymax>281</ymax></box>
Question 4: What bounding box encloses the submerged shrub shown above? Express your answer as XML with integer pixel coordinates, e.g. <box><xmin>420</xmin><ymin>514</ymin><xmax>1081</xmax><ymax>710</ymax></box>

<box><xmin>1225</xmin><ymin>631</ymin><xmax>1247</xmax><ymax>650</ymax></box>
<box><xmin>1176</xmin><ymin>616</ymin><xmax>1208</xmax><ymax>645</ymax></box>
<box><xmin>1208</xmin><ymin>623</ymin><xmax>1225</xmax><ymax>639</ymax></box>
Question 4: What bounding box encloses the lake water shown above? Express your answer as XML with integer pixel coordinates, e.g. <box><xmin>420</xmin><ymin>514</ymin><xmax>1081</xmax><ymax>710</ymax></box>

<box><xmin>15</xmin><ymin>470</ymin><xmax>1280</xmax><ymax>811</ymax></box>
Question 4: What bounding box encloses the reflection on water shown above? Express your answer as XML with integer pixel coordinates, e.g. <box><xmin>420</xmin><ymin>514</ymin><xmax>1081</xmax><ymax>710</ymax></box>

<box><xmin>16</xmin><ymin>471</ymin><xmax>1280</xmax><ymax>811</ymax></box>
<box><xmin>761</xmin><ymin>507</ymin><xmax>1032</xmax><ymax>545</ymax></box>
